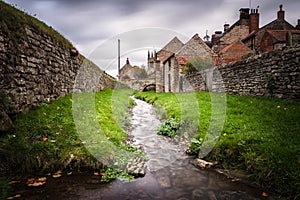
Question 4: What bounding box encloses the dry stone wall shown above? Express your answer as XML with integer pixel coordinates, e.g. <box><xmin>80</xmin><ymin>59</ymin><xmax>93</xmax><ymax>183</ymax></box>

<box><xmin>0</xmin><ymin>25</ymin><xmax>116</xmax><ymax>130</ymax></box>
<box><xmin>184</xmin><ymin>45</ymin><xmax>300</xmax><ymax>100</ymax></box>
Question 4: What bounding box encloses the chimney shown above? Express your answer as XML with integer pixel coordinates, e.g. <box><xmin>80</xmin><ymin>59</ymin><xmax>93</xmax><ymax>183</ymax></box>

<box><xmin>239</xmin><ymin>8</ymin><xmax>250</xmax><ymax>19</ymax></box>
<box><xmin>277</xmin><ymin>4</ymin><xmax>285</xmax><ymax>20</ymax></box>
<box><xmin>211</xmin><ymin>31</ymin><xmax>222</xmax><ymax>46</ymax></box>
<box><xmin>249</xmin><ymin>8</ymin><xmax>259</xmax><ymax>33</ymax></box>
<box><xmin>215</xmin><ymin>31</ymin><xmax>222</xmax><ymax>36</ymax></box>
<box><xmin>224</xmin><ymin>23</ymin><xmax>230</xmax><ymax>32</ymax></box>
<box><xmin>296</xmin><ymin>19</ymin><xmax>300</xmax><ymax>30</ymax></box>
<box><xmin>211</xmin><ymin>34</ymin><xmax>217</xmax><ymax>46</ymax></box>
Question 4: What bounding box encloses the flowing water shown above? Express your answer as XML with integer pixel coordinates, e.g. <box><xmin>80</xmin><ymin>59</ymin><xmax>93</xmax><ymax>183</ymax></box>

<box><xmin>12</xmin><ymin>98</ymin><xmax>273</xmax><ymax>200</ymax></box>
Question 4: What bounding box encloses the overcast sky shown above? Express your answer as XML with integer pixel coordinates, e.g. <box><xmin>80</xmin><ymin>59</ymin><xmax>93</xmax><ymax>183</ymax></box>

<box><xmin>3</xmin><ymin>0</ymin><xmax>299</xmax><ymax>77</ymax></box>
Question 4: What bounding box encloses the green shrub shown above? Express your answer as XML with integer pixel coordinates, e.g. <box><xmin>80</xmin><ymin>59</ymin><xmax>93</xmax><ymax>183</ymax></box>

<box><xmin>183</xmin><ymin>62</ymin><xmax>197</xmax><ymax>75</ymax></box>
<box><xmin>157</xmin><ymin>118</ymin><xmax>180</xmax><ymax>137</ymax></box>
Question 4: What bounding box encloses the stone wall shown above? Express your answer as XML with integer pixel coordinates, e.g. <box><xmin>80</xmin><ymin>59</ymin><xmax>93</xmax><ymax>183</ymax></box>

<box><xmin>123</xmin><ymin>78</ymin><xmax>155</xmax><ymax>91</ymax></box>
<box><xmin>184</xmin><ymin>45</ymin><xmax>300</xmax><ymax>100</ymax></box>
<box><xmin>0</xmin><ymin>24</ymin><xmax>116</xmax><ymax>130</ymax></box>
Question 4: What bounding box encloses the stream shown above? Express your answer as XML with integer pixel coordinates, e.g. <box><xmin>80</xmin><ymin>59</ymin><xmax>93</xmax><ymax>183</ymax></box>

<box><xmin>11</xmin><ymin>98</ymin><xmax>271</xmax><ymax>200</ymax></box>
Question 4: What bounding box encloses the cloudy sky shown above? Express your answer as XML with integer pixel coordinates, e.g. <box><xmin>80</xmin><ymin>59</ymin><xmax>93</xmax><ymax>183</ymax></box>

<box><xmin>3</xmin><ymin>0</ymin><xmax>299</xmax><ymax>77</ymax></box>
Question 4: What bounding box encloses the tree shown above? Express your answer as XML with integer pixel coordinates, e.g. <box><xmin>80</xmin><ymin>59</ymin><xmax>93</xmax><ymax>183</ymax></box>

<box><xmin>183</xmin><ymin>57</ymin><xmax>214</xmax><ymax>75</ymax></box>
<box><xmin>189</xmin><ymin>57</ymin><xmax>214</xmax><ymax>71</ymax></box>
<box><xmin>183</xmin><ymin>62</ymin><xmax>197</xmax><ymax>75</ymax></box>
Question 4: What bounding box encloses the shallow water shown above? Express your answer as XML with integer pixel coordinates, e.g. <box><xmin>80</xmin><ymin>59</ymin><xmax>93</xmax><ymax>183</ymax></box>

<box><xmin>10</xmin><ymin>98</ymin><xmax>272</xmax><ymax>200</ymax></box>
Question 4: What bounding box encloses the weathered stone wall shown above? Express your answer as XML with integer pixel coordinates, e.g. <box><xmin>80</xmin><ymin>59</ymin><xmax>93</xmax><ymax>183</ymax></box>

<box><xmin>184</xmin><ymin>45</ymin><xmax>300</xmax><ymax>100</ymax></box>
<box><xmin>0</xmin><ymin>24</ymin><xmax>116</xmax><ymax>129</ymax></box>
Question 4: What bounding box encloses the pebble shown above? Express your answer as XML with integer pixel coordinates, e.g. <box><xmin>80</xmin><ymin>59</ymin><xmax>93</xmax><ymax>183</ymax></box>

<box><xmin>125</xmin><ymin>157</ymin><xmax>146</xmax><ymax>177</ymax></box>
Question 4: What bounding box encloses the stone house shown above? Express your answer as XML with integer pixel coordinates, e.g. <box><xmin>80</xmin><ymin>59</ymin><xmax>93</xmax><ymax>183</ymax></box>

<box><xmin>144</xmin><ymin>4</ymin><xmax>299</xmax><ymax>93</ymax></box>
<box><xmin>148</xmin><ymin>36</ymin><xmax>184</xmax><ymax>92</ymax></box>
<box><xmin>156</xmin><ymin>34</ymin><xmax>216</xmax><ymax>92</ymax></box>
<box><xmin>119</xmin><ymin>58</ymin><xmax>147</xmax><ymax>81</ymax></box>
<box><xmin>212</xmin><ymin>8</ymin><xmax>253</xmax><ymax>51</ymax></box>
<box><xmin>260</xmin><ymin>30</ymin><xmax>300</xmax><ymax>52</ymax></box>
<box><xmin>211</xmin><ymin>7</ymin><xmax>260</xmax><ymax>64</ymax></box>
<box><xmin>242</xmin><ymin>5</ymin><xmax>297</xmax><ymax>53</ymax></box>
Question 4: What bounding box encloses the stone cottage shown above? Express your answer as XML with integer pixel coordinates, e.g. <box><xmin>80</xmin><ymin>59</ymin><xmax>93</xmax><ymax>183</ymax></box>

<box><xmin>242</xmin><ymin>5</ymin><xmax>298</xmax><ymax>53</ymax></box>
<box><xmin>119</xmin><ymin>58</ymin><xmax>147</xmax><ymax>81</ymax></box>
<box><xmin>154</xmin><ymin>34</ymin><xmax>216</xmax><ymax>92</ymax></box>
<box><xmin>143</xmin><ymin>4</ymin><xmax>300</xmax><ymax>93</ymax></box>
<box><xmin>211</xmin><ymin>5</ymin><xmax>299</xmax><ymax>63</ymax></box>
<box><xmin>260</xmin><ymin>30</ymin><xmax>300</xmax><ymax>52</ymax></box>
<box><xmin>210</xmin><ymin>7</ymin><xmax>261</xmax><ymax>64</ymax></box>
<box><xmin>212</xmin><ymin>8</ymin><xmax>253</xmax><ymax>51</ymax></box>
<box><xmin>148</xmin><ymin>36</ymin><xmax>184</xmax><ymax>92</ymax></box>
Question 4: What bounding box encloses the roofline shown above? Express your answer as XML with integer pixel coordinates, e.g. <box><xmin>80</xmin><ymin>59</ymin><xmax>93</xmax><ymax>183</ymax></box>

<box><xmin>162</xmin><ymin>53</ymin><xmax>175</xmax><ymax>64</ymax></box>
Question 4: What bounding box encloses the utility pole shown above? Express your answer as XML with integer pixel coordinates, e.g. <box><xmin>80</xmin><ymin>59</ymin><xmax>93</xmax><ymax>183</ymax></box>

<box><xmin>118</xmin><ymin>39</ymin><xmax>120</xmax><ymax>80</ymax></box>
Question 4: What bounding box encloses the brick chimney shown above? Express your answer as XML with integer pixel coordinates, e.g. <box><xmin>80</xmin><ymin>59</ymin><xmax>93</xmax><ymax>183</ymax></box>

<box><xmin>211</xmin><ymin>34</ymin><xmax>217</xmax><ymax>46</ymax></box>
<box><xmin>296</xmin><ymin>19</ymin><xmax>300</xmax><ymax>30</ymax></box>
<box><xmin>277</xmin><ymin>4</ymin><xmax>285</xmax><ymax>20</ymax></box>
<box><xmin>211</xmin><ymin>31</ymin><xmax>222</xmax><ymax>46</ymax></box>
<box><xmin>249</xmin><ymin>8</ymin><xmax>259</xmax><ymax>33</ymax></box>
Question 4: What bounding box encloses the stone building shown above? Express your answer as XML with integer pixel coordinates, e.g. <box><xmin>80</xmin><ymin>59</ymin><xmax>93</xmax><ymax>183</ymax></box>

<box><xmin>242</xmin><ymin>5</ymin><xmax>297</xmax><ymax>53</ymax></box>
<box><xmin>143</xmin><ymin>4</ymin><xmax>300</xmax><ymax>93</ymax></box>
<box><xmin>154</xmin><ymin>34</ymin><xmax>215</xmax><ymax>92</ymax></box>
<box><xmin>211</xmin><ymin>5</ymin><xmax>299</xmax><ymax>63</ymax></box>
<box><xmin>260</xmin><ymin>30</ymin><xmax>300</xmax><ymax>52</ymax></box>
<box><xmin>119</xmin><ymin>58</ymin><xmax>147</xmax><ymax>81</ymax></box>
<box><xmin>211</xmin><ymin>7</ymin><xmax>260</xmax><ymax>64</ymax></box>
<box><xmin>148</xmin><ymin>36</ymin><xmax>184</xmax><ymax>92</ymax></box>
<box><xmin>212</xmin><ymin>8</ymin><xmax>253</xmax><ymax>51</ymax></box>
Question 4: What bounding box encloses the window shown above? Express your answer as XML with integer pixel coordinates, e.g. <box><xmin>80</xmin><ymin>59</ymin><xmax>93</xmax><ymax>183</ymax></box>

<box><xmin>179</xmin><ymin>76</ymin><xmax>183</xmax><ymax>92</ymax></box>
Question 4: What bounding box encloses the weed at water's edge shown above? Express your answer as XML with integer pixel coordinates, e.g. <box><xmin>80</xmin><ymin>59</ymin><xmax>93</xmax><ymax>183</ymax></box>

<box><xmin>157</xmin><ymin>118</ymin><xmax>180</xmax><ymax>137</ymax></box>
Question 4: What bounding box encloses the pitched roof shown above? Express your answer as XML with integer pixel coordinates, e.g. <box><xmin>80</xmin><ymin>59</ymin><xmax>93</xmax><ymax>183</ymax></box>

<box><xmin>243</xmin><ymin>18</ymin><xmax>295</xmax><ymax>42</ymax></box>
<box><xmin>265</xmin><ymin>30</ymin><xmax>300</xmax><ymax>42</ymax></box>
<box><xmin>220</xmin><ymin>40</ymin><xmax>253</xmax><ymax>53</ymax></box>
<box><xmin>157</xmin><ymin>49</ymin><xmax>174</xmax><ymax>63</ymax></box>
<box><xmin>219</xmin><ymin>41</ymin><xmax>254</xmax><ymax>64</ymax></box>
<box><xmin>120</xmin><ymin>58</ymin><xmax>132</xmax><ymax>74</ymax></box>
<box><xmin>160</xmin><ymin>36</ymin><xmax>184</xmax><ymax>53</ymax></box>
<box><xmin>266</xmin><ymin>30</ymin><xmax>286</xmax><ymax>42</ymax></box>
<box><xmin>175</xmin><ymin>34</ymin><xmax>215</xmax><ymax>65</ymax></box>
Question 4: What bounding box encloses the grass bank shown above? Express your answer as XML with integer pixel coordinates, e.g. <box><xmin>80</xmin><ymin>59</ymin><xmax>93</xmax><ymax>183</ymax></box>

<box><xmin>135</xmin><ymin>91</ymin><xmax>300</xmax><ymax>198</ymax></box>
<box><xmin>0</xmin><ymin>89</ymin><xmax>136</xmax><ymax>177</ymax></box>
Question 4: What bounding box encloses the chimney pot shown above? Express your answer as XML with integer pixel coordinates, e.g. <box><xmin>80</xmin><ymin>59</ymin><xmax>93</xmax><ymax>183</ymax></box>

<box><xmin>250</xmin><ymin>7</ymin><xmax>260</xmax><ymax>33</ymax></box>
<box><xmin>224</xmin><ymin>23</ymin><xmax>230</xmax><ymax>32</ymax></box>
<box><xmin>296</xmin><ymin>19</ymin><xmax>300</xmax><ymax>30</ymax></box>
<box><xmin>277</xmin><ymin>4</ymin><xmax>285</xmax><ymax>20</ymax></box>
<box><xmin>239</xmin><ymin>8</ymin><xmax>250</xmax><ymax>19</ymax></box>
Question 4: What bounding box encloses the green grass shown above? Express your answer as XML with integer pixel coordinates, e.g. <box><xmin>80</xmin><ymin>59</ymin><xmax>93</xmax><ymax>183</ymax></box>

<box><xmin>0</xmin><ymin>1</ymin><xmax>74</xmax><ymax>49</ymax></box>
<box><xmin>0</xmin><ymin>89</ymin><xmax>136</xmax><ymax>176</ymax></box>
<box><xmin>135</xmin><ymin>91</ymin><xmax>300</xmax><ymax>198</ymax></box>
